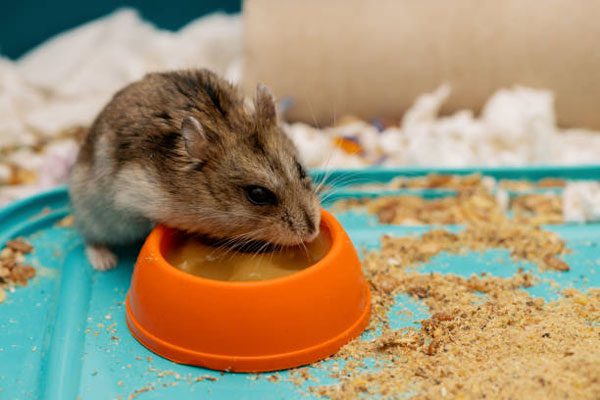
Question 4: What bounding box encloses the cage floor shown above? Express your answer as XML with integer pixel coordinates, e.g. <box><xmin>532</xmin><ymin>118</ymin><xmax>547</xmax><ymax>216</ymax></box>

<box><xmin>1</xmin><ymin>167</ymin><xmax>599</xmax><ymax>399</ymax></box>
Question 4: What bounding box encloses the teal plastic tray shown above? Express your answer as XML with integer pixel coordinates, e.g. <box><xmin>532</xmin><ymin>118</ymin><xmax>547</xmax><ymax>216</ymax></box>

<box><xmin>1</xmin><ymin>166</ymin><xmax>599</xmax><ymax>399</ymax></box>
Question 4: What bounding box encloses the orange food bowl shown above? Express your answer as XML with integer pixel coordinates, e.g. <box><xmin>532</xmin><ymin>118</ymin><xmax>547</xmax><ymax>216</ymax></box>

<box><xmin>125</xmin><ymin>209</ymin><xmax>371</xmax><ymax>372</ymax></box>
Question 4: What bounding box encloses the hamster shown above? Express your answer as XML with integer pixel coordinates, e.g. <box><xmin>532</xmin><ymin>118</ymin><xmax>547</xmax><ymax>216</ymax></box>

<box><xmin>69</xmin><ymin>69</ymin><xmax>321</xmax><ymax>271</ymax></box>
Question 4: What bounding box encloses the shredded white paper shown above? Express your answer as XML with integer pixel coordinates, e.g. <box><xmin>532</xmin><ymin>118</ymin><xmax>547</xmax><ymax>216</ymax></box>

<box><xmin>287</xmin><ymin>85</ymin><xmax>600</xmax><ymax>168</ymax></box>
<box><xmin>0</xmin><ymin>8</ymin><xmax>242</xmax><ymax>149</ymax></box>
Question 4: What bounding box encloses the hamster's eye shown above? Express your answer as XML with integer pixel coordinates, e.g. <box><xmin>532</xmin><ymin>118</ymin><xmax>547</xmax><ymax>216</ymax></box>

<box><xmin>244</xmin><ymin>185</ymin><xmax>278</xmax><ymax>206</ymax></box>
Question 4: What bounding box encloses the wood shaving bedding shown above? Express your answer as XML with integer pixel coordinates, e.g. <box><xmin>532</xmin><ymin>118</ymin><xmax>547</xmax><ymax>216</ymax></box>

<box><xmin>376</xmin><ymin>225</ymin><xmax>569</xmax><ymax>272</ymax></box>
<box><xmin>365</xmin><ymin>189</ymin><xmax>503</xmax><ymax>226</ymax></box>
<box><xmin>0</xmin><ymin>238</ymin><xmax>36</xmax><ymax>302</ymax></box>
<box><xmin>314</xmin><ymin>276</ymin><xmax>599</xmax><ymax>399</ymax></box>
<box><xmin>366</xmin><ymin>173</ymin><xmax>486</xmax><ymax>191</ymax></box>
<box><xmin>346</xmin><ymin>174</ymin><xmax>565</xmax><ymax>193</ymax></box>
<box><xmin>300</xmin><ymin>235</ymin><xmax>599</xmax><ymax>399</ymax></box>
<box><xmin>499</xmin><ymin>178</ymin><xmax>567</xmax><ymax>191</ymax></box>
<box><xmin>511</xmin><ymin>193</ymin><xmax>564</xmax><ymax>225</ymax></box>
<box><xmin>336</xmin><ymin>175</ymin><xmax>566</xmax><ymax>226</ymax></box>
<box><xmin>296</xmin><ymin>178</ymin><xmax>598</xmax><ymax>398</ymax></box>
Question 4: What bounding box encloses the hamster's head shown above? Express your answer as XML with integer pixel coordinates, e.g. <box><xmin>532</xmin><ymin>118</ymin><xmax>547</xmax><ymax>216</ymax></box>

<box><xmin>162</xmin><ymin>83</ymin><xmax>321</xmax><ymax>247</ymax></box>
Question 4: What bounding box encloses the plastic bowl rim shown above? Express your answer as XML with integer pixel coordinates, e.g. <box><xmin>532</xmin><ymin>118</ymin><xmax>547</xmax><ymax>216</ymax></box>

<box><xmin>142</xmin><ymin>208</ymin><xmax>347</xmax><ymax>289</ymax></box>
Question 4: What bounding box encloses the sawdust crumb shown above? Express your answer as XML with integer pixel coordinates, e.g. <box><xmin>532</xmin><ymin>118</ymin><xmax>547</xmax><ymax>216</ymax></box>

<box><xmin>336</xmin><ymin>175</ymin><xmax>569</xmax><ymax>226</ymax></box>
<box><xmin>372</xmin><ymin>224</ymin><xmax>569</xmax><ymax>272</ymax></box>
<box><xmin>193</xmin><ymin>375</ymin><xmax>218</xmax><ymax>383</ymax></box>
<box><xmin>0</xmin><ymin>238</ymin><xmax>37</xmax><ymax>301</ymax></box>
<box><xmin>128</xmin><ymin>385</ymin><xmax>154</xmax><ymax>399</ymax></box>
<box><xmin>56</xmin><ymin>214</ymin><xmax>75</xmax><ymax>227</ymax></box>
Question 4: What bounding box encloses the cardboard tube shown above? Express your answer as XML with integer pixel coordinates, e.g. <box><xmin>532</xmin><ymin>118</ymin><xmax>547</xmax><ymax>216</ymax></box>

<box><xmin>243</xmin><ymin>0</ymin><xmax>600</xmax><ymax>129</ymax></box>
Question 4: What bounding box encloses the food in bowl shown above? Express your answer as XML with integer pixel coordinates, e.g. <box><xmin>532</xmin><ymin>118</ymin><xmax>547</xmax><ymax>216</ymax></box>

<box><xmin>166</xmin><ymin>231</ymin><xmax>331</xmax><ymax>281</ymax></box>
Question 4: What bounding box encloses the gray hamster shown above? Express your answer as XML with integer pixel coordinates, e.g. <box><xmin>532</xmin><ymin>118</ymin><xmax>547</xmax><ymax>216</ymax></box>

<box><xmin>69</xmin><ymin>69</ymin><xmax>320</xmax><ymax>270</ymax></box>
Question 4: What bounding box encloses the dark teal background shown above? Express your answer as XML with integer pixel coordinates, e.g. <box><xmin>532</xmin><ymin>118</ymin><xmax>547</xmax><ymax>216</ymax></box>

<box><xmin>0</xmin><ymin>0</ymin><xmax>242</xmax><ymax>59</ymax></box>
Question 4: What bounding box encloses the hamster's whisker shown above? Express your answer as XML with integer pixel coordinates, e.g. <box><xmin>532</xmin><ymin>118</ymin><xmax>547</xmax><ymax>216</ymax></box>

<box><xmin>313</xmin><ymin>160</ymin><xmax>335</xmax><ymax>194</ymax></box>
<box><xmin>291</xmin><ymin>231</ymin><xmax>310</xmax><ymax>259</ymax></box>
<box><xmin>256</xmin><ymin>240</ymin><xmax>273</xmax><ymax>259</ymax></box>
<box><xmin>203</xmin><ymin>227</ymin><xmax>270</xmax><ymax>260</ymax></box>
<box><xmin>310</xmin><ymin>144</ymin><xmax>335</xmax><ymax>194</ymax></box>
<box><xmin>249</xmin><ymin>240</ymin><xmax>271</xmax><ymax>262</ymax></box>
<box><xmin>321</xmin><ymin>173</ymin><xmax>371</xmax><ymax>189</ymax></box>
<box><xmin>313</xmin><ymin>168</ymin><xmax>356</xmax><ymax>196</ymax></box>
<box><xmin>304</xmin><ymin>95</ymin><xmax>323</xmax><ymax>130</ymax></box>
<box><xmin>313</xmin><ymin>141</ymin><xmax>347</xmax><ymax>193</ymax></box>
<box><xmin>318</xmin><ymin>176</ymin><xmax>376</xmax><ymax>203</ymax></box>
<box><xmin>268</xmin><ymin>242</ymin><xmax>282</xmax><ymax>266</ymax></box>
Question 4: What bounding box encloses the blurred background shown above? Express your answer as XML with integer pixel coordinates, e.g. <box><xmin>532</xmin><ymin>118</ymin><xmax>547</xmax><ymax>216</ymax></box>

<box><xmin>1</xmin><ymin>0</ymin><xmax>600</xmax><ymax>206</ymax></box>
<box><xmin>1</xmin><ymin>0</ymin><xmax>241</xmax><ymax>59</ymax></box>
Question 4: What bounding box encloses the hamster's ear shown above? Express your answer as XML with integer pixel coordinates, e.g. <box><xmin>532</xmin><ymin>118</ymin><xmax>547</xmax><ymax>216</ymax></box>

<box><xmin>254</xmin><ymin>83</ymin><xmax>277</xmax><ymax>125</ymax></box>
<box><xmin>181</xmin><ymin>116</ymin><xmax>208</xmax><ymax>160</ymax></box>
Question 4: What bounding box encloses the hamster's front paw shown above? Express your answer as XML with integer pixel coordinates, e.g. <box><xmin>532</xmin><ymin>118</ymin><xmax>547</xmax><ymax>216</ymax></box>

<box><xmin>86</xmin><ymin>244</ymin><xmax>118</xmax><ymax>271</ymax></box>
